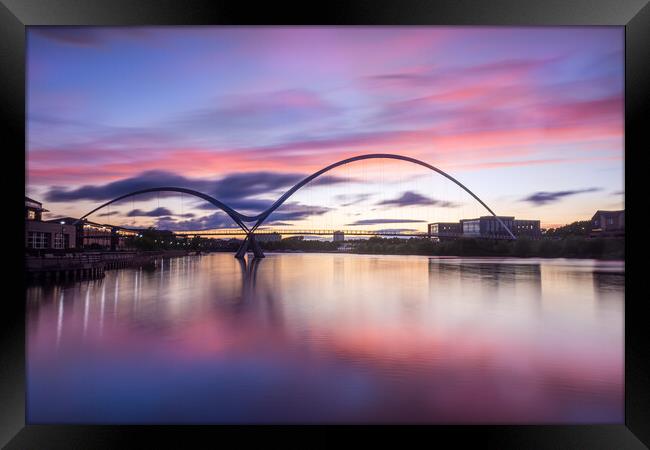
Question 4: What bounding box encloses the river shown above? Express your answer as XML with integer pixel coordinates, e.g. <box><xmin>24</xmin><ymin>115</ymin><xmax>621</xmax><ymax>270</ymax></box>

<box><xmin>26</xmin><ymin>253</ymin><xmax>624</xmax><ymax>423</ymax></box>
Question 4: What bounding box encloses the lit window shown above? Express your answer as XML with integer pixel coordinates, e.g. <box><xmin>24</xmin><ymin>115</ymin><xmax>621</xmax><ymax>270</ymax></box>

<box><xmin>27</xmin><ymin>210</ymin><xmax>36</xmax><ymax>220</ymax></box>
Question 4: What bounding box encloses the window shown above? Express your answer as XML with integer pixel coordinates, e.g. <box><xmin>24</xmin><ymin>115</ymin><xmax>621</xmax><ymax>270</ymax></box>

<box><xmin>27</xmin><ymin>231</ymin><xmax>50</xmax><ymax>249</ymax></box>
<box><xmin>27</xmin><ymin>210</ymin><xmax>36</xmax><ymax>220</ymax></box>
<box><xmin>53</xmin><ymin>233</ymin><xmax>65</xmax><ymax>249</ymax></box>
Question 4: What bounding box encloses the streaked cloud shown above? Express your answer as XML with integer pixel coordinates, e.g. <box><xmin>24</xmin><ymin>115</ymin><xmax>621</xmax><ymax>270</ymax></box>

<box><xmin>346</xmin><ymin>219</ymin><xmax>428</xmax><ymax>226</ymax></box>
<box><xmin>154</xmin><ymin>201</ymin><xmax>329</xmax><ymax>230</ymax></box>
<box><xmin>97</xmin><ymin>211</ymin><xmax>119</xmax><ymax>217</ymax></box>
<box><xmin>172</xmin><ymin>89</ymin><xmax>339</xmax><ymax>137</ymax></box>
<box><xmin>45</xmin><ymin>169</ymin><xmax>345</xmax><ymax>214</ymax></box>
<box><xmin>521</xmin><ymin>188</ymin><xmax>602</xmax><ymax>206</ymax></box>
<box><xmin>334</xmin><ymin>193</ymin><xmax>373</xmax><ymax>207</ymax></box>
<box><xmin>375</xmin><ymin>228</ymin><xmax>419</xmax><ymax>233</ymax></box>
<box><xmin>265</xmin><ymin>202</ymin><xmax>331</xmax><ymax>224</ymax></box>
<box><xmin>377</xmin><ymin>191</ymin><xmax>460</xmax><ymax>208</ymax></box>
<box><xmin>126</xmin><ymin>207</ymin><xmax>195</xmax><ymax>218</ymax></box>
<box><xmin>156</xmin><ymin>212</ymin><xmax>235</xmax><ymax>231</ymax></box>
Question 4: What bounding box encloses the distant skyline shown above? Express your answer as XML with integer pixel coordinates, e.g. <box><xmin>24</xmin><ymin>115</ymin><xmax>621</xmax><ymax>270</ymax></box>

<box><xmin>26</xmin><ymin>26</ymin><xmax>624</xmax><ymax>230</ymax></box>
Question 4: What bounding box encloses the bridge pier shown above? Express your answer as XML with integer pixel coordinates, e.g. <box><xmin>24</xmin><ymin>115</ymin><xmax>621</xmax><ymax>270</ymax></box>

<box><xmin>235</xmin><ymin>236</ymin><xmax>248</xmax><ymax>259</ymax></box>
<box><xmin>235</xmin><ymin>233</ymin><xmax>265</xmax><ymax>259</ymax></box>
<box><xmin>250</xmin><ymin>234</ymin><xmax>265</xmax><ymax>259</ymax></box>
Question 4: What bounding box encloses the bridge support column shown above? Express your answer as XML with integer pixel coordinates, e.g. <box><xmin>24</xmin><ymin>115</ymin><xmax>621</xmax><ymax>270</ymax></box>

<box><xmin>249</xmin><ymin>234</ymin><xmax>265</xmax><ymax>259</ymax></box>
<box><xmin>235</xmin><ymin>235</ymin><xmax>250</xmax><ymax>259</ymax></box>
<box><xmin>235</xmin><ymin>233</ymin><xmax>265</xmax><ymax>259</ymax></box>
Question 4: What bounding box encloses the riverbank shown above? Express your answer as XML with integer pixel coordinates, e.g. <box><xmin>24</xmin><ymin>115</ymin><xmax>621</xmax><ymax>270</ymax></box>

<box><xmin>258</xmin><ymin>237</ymin><xmax>625</xmax><ymax>260</ymax></box>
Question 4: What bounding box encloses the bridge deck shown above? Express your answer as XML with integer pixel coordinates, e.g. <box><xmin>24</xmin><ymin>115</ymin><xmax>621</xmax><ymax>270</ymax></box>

<box><xmin>171</xmin><ymin>230</ymin><xmax>513</xmax><ymax>239</ymax></box>
<box><xmin>174</xmin><ymin>229</ymin><xmax>429</xmax><ymax>237</ymax></box>
<box><xmin>84</xmin><ymin>230</ymin><xmax>514</xmax><ymax>240</ymax></box>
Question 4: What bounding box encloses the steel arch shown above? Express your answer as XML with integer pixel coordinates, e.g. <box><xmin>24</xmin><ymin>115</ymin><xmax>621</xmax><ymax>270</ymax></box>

<box><xmin>250</xmin><ymin>153</ymin><xmax>516</xmax><ymax>239</ymax></box>
<box><xmin>74</xmin><ymin>187</ymin><xmax>250</xmax><ymax>232</ymax></box>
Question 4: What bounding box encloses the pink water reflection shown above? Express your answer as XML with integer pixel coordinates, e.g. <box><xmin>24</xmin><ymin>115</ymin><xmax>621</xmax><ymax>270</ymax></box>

<box><xmin>27</xmin><ymin>254</ymin><xmax>623</xmax><ymax>423</ymax></box>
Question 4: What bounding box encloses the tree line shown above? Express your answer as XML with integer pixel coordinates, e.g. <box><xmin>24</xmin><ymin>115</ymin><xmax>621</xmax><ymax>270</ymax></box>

<box><xmin>349</xmin><ymin>236</ymin><xmax>623</xmax><ymax>259</ymax></box>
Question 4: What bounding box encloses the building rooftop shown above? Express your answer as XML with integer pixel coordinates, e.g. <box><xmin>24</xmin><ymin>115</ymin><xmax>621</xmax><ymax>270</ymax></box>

<box><xmin>460</xmin><ymin>216</ymin><xmax>515</xmax><ymax>222</ymax></box>
<box><xmin>25</xmin><ymin>196</ymin><xmax>48</xmax><ymax>212</ymax></box>
<box><xmin>593</xmin><ymin>210</ymin><xmax>624</xmax><ymax>216</ymax></box>
<box><xmin>25</xmin><ymin>196</ymin><xmax>42</xmax><ymax>205</ymax></box>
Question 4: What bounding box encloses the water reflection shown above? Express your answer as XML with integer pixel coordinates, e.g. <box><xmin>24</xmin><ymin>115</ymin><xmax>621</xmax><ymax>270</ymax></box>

<box><xmin>593</xmin><ymin>271</ymin><xmax>625</xmax><ymax>292</ymax></box>
<box><xmin>27</xmin><ymin>254</ymin><xmax>624</xmax><ymax>424</ymax></box>
<box><xmin>237</xmin><ymin>255</ymin><xmax>262</xmax><ymax>302</ymax></box>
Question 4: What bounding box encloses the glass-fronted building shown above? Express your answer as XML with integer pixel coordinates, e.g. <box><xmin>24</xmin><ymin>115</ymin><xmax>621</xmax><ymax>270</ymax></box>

<box><xmin>460</xmin><ymin>216</ymin><xmax>516</xmax><ymax>238</ymax></box>
<box><xmin>428</xmin><ymin>216</ymin><xmax>541</xmax><ymax>240</ymax></box>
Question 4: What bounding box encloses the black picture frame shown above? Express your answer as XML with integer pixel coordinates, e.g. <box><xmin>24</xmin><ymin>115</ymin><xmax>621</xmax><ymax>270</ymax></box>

<box><xmin>1</xmin><ymin>0</ymin><xmax>647</xmax><ymax>447</ymax></box>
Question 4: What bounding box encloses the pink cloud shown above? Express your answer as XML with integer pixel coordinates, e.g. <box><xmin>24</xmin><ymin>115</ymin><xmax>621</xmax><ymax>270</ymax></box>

<box><xmin>28</xmin><ymin>115</ymin><xmax>622</xmax><ymax>187</ymax></box>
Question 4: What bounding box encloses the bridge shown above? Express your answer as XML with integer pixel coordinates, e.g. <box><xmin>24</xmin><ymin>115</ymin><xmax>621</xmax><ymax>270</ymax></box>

<box><xmin>175</xmin><ymin>229</ymin><xmax>430</xmax><ymax>238</ymax></box>
<box><xmin>84</xmin><ymin>228</ymin><xmax>512</xmax><ymax>241</ymax></box>
<box><xmin>77</xmin><ymin>153</ymin><xmax>517</xmax><ymax>259</ymax></box>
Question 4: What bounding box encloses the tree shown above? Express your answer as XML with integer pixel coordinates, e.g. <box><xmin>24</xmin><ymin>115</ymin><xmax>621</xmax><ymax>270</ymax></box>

<box><xmin>544</xmin><ymin>221</ymin><xmax>592</xmax><ymax>237</ymax></box>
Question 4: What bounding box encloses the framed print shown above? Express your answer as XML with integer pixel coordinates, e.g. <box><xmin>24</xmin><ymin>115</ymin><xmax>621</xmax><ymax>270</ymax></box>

<box><xmin>1</xmin><ymin>0</ymin><xmax>648</xmax><ymax>448</ymax></box>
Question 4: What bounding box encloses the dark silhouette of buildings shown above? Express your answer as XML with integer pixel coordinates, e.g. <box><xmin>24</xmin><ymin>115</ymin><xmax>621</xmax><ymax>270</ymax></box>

<box><xmin>590</xmin><ymin>210</ymin><xmax>624</xmax><ymax>237</ymax></box>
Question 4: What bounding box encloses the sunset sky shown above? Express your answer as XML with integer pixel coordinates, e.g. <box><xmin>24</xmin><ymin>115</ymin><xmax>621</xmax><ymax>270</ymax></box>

<box><xmin>26</xmin><ymin>26</ymin><xmax>624</xmax><ymax>231</ymax></box>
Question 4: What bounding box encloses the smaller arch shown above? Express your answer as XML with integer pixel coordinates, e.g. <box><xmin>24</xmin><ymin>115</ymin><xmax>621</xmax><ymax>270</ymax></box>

<box><xmin>74</xmin><ymin>187</ymin><xmax>250</xmax><ymax>232</ymax></box>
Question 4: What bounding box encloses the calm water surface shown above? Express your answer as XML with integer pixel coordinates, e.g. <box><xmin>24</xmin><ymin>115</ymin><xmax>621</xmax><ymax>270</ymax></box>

<box><xmin>27</xmin><ymin>253</ymin><xmax>624</xmax><ymax>423</ymax></box>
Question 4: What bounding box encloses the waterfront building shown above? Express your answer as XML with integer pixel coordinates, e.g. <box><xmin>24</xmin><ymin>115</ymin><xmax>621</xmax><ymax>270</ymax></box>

<box><xmin>429</xmin><ymin>215</ymin><xmax>541</xmax><ymax>239</ymax></box>
<box><xmin>48</xmin><ymin>217</ymin><xmax>142</xmax><ymax>250</ymax></box>
<box><xmin>141</xmin><ymin>228</ymin><xmax>175</xmax><ymax>245</ymax></box>
<box><xmin>513</xmin><ymin>219</ymin><xmax>542</xmax><ymax>238</ymax></box>
<box><xmin>25</xmin><ymin>197</ymin><xmax>76</xmax><ymax>250</ymax></box>
<box><xmin>49</xmin><ymin>217</ymin><xmax>111</xmax><ymax>249</ymax></box>
<box><xmin>428</xmin><ymin>222</ymin><xmax>462</xmax><ymax>240</ymax></box>
<box><xmin>590</xmin><ymin>210</ymin><xmax>624</xmax><ymax>237</ymax></box>
<box><xmin>460</xmin><ymin>216</ymin><xmax>515</xmax><ymax>239</ymax></box>
<box><xmin>114</xmin><ymin>227</ymin><xmax>140</xmax><ymax>249</ymax></box>
<box><xmin>82</xmin><ymin>221</ymin><xmax>113</xmax><ymax>248</ymax></box>
<box><xmin>333</xmin><ymin>231</ymin><xmax>345</xmax><ymax>242</ymax></box>
<box><xmin>25</xmin><ymin>196</ymin><xmax>47</xmax><ymax>221</ymax></box>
